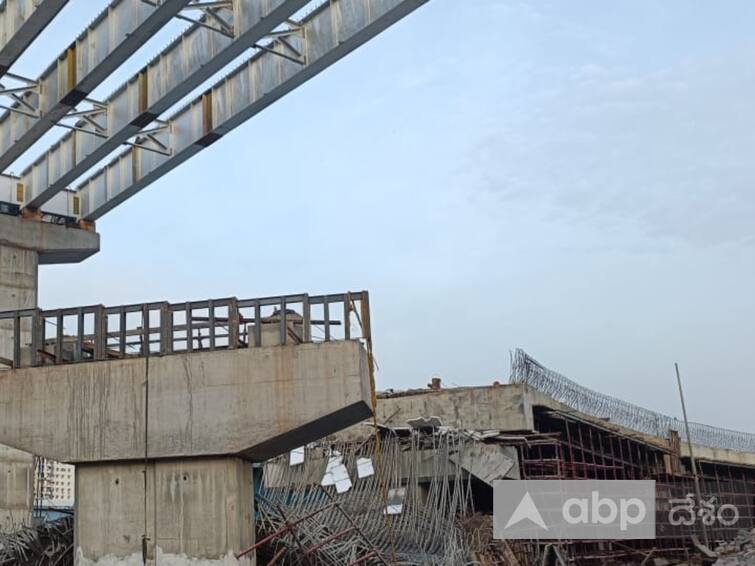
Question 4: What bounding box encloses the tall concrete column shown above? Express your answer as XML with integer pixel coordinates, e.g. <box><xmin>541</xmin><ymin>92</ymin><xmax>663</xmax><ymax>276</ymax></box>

<box><xmin>0</xmin><ymin>242</ymin><xmax>37</xmax><ymax>531</ymax></box>
<box><xmin>75</xmin><ymin>458</ymin><xmax>254</xmax><ymax>566</ymax></box>
<box><xmin>0</xmin><ymin>215</ymin><xmax>99</xmax><ymax>531</ymax></box>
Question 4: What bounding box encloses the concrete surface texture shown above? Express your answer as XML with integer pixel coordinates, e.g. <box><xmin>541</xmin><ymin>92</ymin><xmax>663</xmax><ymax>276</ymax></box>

<box><xmin>75</xmin><ymin>458</ymin><xmax>253</xmax><ymax>566</ymax></box>
<box><xmin>0</xmin><ymin>340</ymin><xmax>372</xmax><ymax>463</ymax></box>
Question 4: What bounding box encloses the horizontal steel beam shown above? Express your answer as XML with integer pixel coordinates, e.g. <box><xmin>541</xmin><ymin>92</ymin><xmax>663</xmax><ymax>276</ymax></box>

<box><xmin>0</xmin><ymin>0</ymin><xmax>69</xmax><ymax>77</ymax></box>
<box><xmin>21</xmin><ymin>0</ymin><xmax>309</xmax><ymax>210</ymax></box>
<box><xmin>0</xmin><ymin>0</ymin><xmax>193</xmax><ymax>173</ymax></box>
<box><xmin>0</xmin><ymin>172</ymin><xmax>74</xmax><ymax>217</ymax></box>
<box><xmin>77</xmin><ymin>0</ymin><xmax>430</xmax><ymax>220</ymax></box>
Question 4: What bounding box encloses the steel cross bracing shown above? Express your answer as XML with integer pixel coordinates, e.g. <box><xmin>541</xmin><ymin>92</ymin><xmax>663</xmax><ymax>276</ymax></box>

<box><xmin>17</xmin><ymin>0</ymin><xmax>310</xmax><ymax>211</ymax></box>
<box><xmin>0</xmin><ymin>0</ymin><xmax>70</xmax><ymax>78</ymax></box>
<box><xmin>77</xmin><ymin>0</ymin><xmax>430</xmax><ymax>220</ymax></box>
<box><xmin>0</xmin><ymin>0</ymin><xmax>195</xmax><ymax>174</ymax></box>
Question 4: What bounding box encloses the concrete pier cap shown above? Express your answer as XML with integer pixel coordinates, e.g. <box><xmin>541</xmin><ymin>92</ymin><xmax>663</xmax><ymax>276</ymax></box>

<box><xmin>0</xmin><ymin>213</ymin><xmax>100</xmax><ymax>265</ymax></box>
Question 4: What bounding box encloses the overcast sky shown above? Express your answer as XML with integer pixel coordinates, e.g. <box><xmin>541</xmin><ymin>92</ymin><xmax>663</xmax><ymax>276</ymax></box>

<box><xmin>14</xmin><ymin>1</ymin><xmax>755</xmax><ymax>432</ymax></box>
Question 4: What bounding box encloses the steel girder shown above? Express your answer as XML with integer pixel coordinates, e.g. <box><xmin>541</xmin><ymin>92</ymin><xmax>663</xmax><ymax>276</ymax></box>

<box><xmin>0</xmin><ymin>0</ymin><xmax>193</xmax><ymax>173</ymax></box>
<box><xmin>77</xmin><ymin>0</ymin><xmax>430</xmax><ymax>221</ymax></box>
<box><xmin>20</xmin><ymin>0</ymin><xmax>309</xmax><ymax>211</ymax></box>
<box><xmin>0</xmin><ymin>0</ymin><xmax>69</xmax><ymax>77</ymax></box>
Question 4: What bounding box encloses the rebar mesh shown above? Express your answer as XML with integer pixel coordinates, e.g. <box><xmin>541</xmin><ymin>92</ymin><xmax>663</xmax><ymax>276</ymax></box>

<box><xmin>510</xmin><ymin>348</ymin><xmax>755</xmax><ymax>453</ymax></box>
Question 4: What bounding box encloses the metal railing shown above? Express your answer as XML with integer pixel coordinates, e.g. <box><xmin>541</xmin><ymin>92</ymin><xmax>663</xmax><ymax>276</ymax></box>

<box><xmin>0</xmin><ymin>291</ymin><xmax>371</xmax><ymax>369</ymax></box>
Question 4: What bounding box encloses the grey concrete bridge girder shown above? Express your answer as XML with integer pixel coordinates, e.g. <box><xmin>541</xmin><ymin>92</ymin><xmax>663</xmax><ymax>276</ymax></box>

<box><xmin>21</xmin><ymin>0</ymin><xmax>310</xmax><ymax>211</ymax></box>
<box><xmin>0</xmin><ymin>0</ymin><xmax>193</xmax><ymax>173</ymax></box>
<box><xmin>0</xmin><ymin>340</ymin><xmax>372</xmax><ymax>463</ymax></box>
<box><xmin>0</xmin><ymin>0</ymin><xmax>70</xmax><ymax>77</ymax></box>
<box><xmin>76</xmin><ymin>0</ymin><xmax>431</xmax><ymax>221</ymax></box>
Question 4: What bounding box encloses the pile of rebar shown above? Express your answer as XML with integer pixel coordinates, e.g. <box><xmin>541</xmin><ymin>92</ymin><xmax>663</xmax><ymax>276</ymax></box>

<box><xmin>255</xmin><ymin>430</ymin><xmax>480</xmax><ymax>565</ymax></box>
<box><xmin>0</xmin><ymin>517</ymin><xmax>73</xmax><ymax>566</ymax></box>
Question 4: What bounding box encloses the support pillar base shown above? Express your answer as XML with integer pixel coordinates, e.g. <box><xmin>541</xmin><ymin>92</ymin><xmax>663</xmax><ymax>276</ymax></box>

<box><xmin>0</xmin><ymin>445</ymin><xmax>33</xmax><ymax>532</ymax></box>
<box><xmin>75</xmin><ymin>458</ymin><xmax>254</xmax><ymax>566</ymax></box>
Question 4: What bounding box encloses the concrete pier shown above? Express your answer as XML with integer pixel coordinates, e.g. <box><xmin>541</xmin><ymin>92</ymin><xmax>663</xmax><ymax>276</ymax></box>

<box><xmin>76</xmin><ymin>458</ymin><xmax>253</xmax><ymax>566</ymax></box>
<box><xmin>0</xmin><ymin>215</ymin><xmax>99</xmax><ymax>531</ymax></box>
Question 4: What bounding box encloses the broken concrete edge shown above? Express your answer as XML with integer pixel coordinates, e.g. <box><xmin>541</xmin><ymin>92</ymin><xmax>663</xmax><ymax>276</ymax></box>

<box><xmin>0</xmin><ymin>213</ymin><xmax>100</xmax><ymax>265</ymax></box>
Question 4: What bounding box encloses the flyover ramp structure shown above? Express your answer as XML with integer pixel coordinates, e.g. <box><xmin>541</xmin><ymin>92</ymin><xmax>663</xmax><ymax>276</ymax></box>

<box><xmin>0</xmin><ymin>290</ymin><xmax>374</xmax><ymax>564</ymax></box>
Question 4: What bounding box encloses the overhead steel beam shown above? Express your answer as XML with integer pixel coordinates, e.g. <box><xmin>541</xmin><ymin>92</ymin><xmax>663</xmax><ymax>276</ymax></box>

<box><xmin>0</xmin><ymin>0</ymin><xmax>69</xmax><ymax>77</ymax></box>
<box><xmin>21</xmin><ymin>0</ymin><xmax>310</xmax><ymax>211</ymax></box>
<box><xmin>0</xmin><ymin>0</ymin><xmax>193</xmax><ymax>173</ymax></box>
<box><xmin>77</xmin><ymin>0</ymin><xmax>430</xmax><ymax>221</ymax></box>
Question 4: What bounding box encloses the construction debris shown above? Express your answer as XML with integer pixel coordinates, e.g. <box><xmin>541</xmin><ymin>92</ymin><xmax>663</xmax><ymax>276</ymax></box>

<box><xmin>0</xmin><ymin>516</ymin><xmax>72</xmax><ymax>566</ymax></box>
<box><xmin>257</xmin><ymin>429</ymin><xmax>479</xmax><ymax>564</ymax></box>
<box><xmin>714</xmin><ymin>529</ymin><xmax>755</xmax><ymax>565</ymax></box>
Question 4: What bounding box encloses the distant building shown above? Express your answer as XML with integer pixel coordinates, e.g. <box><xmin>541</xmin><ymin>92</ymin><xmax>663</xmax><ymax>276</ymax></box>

<box><xmin>35</xmin><ymin>459</ymin><xmax>74</xmax><ymax>508</ymax></box>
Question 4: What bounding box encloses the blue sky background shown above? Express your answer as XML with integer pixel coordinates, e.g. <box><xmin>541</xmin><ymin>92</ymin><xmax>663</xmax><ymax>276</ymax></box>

<box><xmin>13</xmin><ymin>1</ymin><xmax>755</xmax><ymax>430</ymax></box>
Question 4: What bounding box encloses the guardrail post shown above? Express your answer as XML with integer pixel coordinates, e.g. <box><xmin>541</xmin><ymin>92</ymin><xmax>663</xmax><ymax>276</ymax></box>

<box><xmin>75</xmin><ymin>309</ymin><xmax>84</xmax><ymax>362</ymax></box>
<box><xmin>94</xmin><ymin>306</ymin><xmax>106</xmax><ymax>360</ymax></box>
<box><xmin>279</xmin><ymin>297</ymin><xmax>287</xmax><ymax>346</ymax></box>
<box><xmin>185</xmin><ymin>302</ymin><xmax>193</xmax><ymax>352</ymax></box>
<box><xmin>160</xmin><ymin>303</ymin><xmax>173</xmax><ymax>355</ymax></box>
<box><xmin>302</xmin><ymin>295</ymin><xmax>311</xmax><ymax>343</ymax></box>
<box><xmin>360</xmin><ymin>291</ymin><xmax>372</xmax><ymax>344</ymax></box>
<box><xmin>55</xmin><ymin>312</ymin><xmax>64</xmax><ymax>363</ymax></box>
<box><xmin>30</xmin><ymin>309</ymin><xmax>43</xmax><ymax>367</ymax></box>
<box><xmin>228</xmin><ymin>298</ymin><xmax>239</xmax><ymax>349</ymax></box>
<box><xmin>141</xmin><ymin>305</ymin><xmax>150</xmax><ymax>357</ymax></box>
<box><xmin>344</xmin><ymin>292</ymin><xmax>352</xmax><ymax>340</ymax></box>
<box><xmin>208</xmin><ymin>299</ymin><xmax>216</xmax><ymax>351</ymax></box>
<box><xmin>119</xmin><ymin>309</ymin><xmax>127</xmax><ymax>357</ymax></box>
<box><xmin>253</xmin><ymin>300</ymin><xmax>262</xmax><ymax>348</ymax></box>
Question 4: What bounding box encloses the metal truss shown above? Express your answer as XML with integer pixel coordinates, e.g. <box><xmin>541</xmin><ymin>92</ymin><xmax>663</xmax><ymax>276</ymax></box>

<box><xmin>19</xmin><ymin>0</ymin><xmax>310</xmax><ymax>211</ymax></box>
<box><xmin>0</xmin><ymin>0</ymin><xmax>69</xmax><ymax>78</ymax></box>
<box><xmin>77</xmin><ymin>0</ymin><xmax>430</xmax><ymax>221</ymax></box>
<box><xmin>0</xmin><ymin>0</ymin><xmax>194</xmax><ymax>173</ymax></box>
